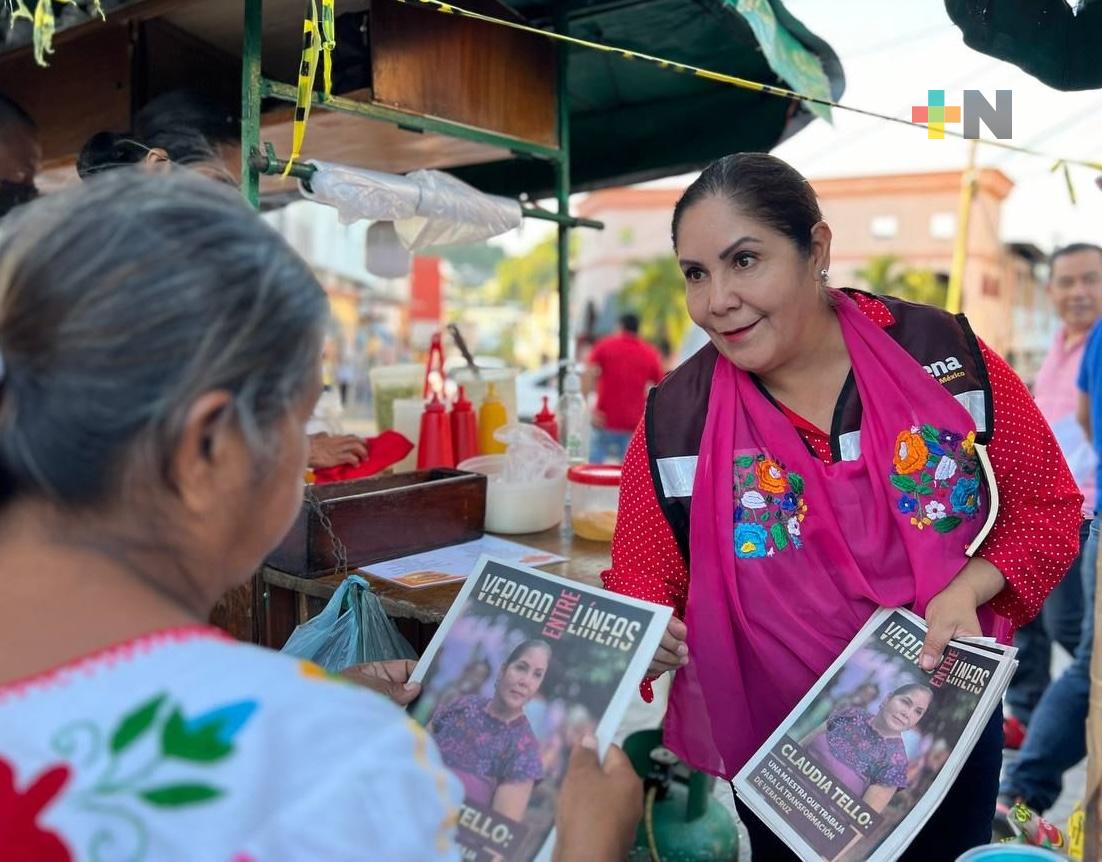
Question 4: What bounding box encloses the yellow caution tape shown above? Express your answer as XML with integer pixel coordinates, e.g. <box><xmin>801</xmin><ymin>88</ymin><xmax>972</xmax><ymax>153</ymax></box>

<box><xmin>284</xmin><ymin>0</ymin><xmax>336</xmax><ymax>176</ymax></box>
<box><xmin>8</xmin><ymin>0</ymin><xmax>105</xmax><ymax>67</ymax></box>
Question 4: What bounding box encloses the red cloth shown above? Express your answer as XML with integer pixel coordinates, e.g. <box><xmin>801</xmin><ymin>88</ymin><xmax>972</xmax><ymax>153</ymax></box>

<box><xmin>312</xmin><ymin>431</ymin><xmax>414</xmax><ymax>484</ymax></box>
<box><xmin>604</xmin><ymin>292</ymin><xmax>1083</xmax><ymax>701</ymax></box>
<box><xmin>589</xmin><ymin>333</ymin><xmax>664</xmax><ymax>432</ymax></box>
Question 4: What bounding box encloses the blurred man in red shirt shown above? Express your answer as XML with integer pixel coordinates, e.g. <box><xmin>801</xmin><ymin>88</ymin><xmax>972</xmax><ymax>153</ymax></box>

<box><xmin>586</xmin><ymin>313</ymin><xmax>664</xmax><ymax>462</ymax></box>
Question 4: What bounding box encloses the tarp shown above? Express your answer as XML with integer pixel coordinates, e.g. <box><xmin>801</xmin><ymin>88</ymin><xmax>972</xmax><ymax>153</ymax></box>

<box><xmin>945</xmin><ymin>0</ymin><xmax>1102</xmax><ymax>91</ymax></box>
<box><xmin>452</xmin><ymin>0</ymin><xmax>844</xmax><ymax>196</ymax></box>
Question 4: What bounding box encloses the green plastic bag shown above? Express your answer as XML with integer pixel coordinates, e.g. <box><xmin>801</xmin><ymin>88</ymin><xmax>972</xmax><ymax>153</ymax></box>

<box><xmin>280</xmin><ymin>575</ymin><xmax>416</xmax><ymax>671</ymax></box>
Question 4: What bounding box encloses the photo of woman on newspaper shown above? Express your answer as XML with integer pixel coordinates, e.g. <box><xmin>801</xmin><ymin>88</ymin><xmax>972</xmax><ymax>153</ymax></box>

<box><xmin>428</xmin><ymin>639</ymin><xmax>551</xmax><ymax>819</ymax></box>
<box><xmin>798</xmin><ymin>681</ymin><xmax>934</xmax><ymax>813</ymax></box>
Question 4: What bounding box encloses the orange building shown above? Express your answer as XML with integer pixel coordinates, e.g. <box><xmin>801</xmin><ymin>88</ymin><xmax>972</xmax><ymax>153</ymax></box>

<box><xmin>573</xmin><ymin>171</ymin><xmax>1054</xmax><ymax>370</ymax></box>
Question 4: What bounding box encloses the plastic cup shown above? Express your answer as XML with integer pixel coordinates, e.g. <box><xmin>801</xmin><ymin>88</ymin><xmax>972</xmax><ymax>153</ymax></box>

<box><xmin>369</xmin><ymin>364</ymin><xmax>424</xmax><ymax>431</ymax></box>
<box><xmin>955</xmin><ymin>846</ymin><xmax>1066</xmax><ymax>861</ymax></box>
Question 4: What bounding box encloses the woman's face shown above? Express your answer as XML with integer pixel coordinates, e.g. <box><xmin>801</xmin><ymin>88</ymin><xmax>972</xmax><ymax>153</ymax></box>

<box><xmin>496</xmin><ymin>647</ymin><xmax>549</xmax><ymax>712</ymax></box>
<box><xmin>676</xmin><ymin>194</ymin><xmax>829</xmax><ymax>376</ymax></box>
<box><xmin>204</xmin><ymin>368</ymin><xmax>321</xmax><ymax>587</ymax></box>
<box><xmin>878</xmin><ymin>688</ymin><xmax>932</xmax><ymax>734</ymax></box>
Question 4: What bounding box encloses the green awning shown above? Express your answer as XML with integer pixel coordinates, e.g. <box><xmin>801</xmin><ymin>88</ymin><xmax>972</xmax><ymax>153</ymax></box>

<box><xmin>453</xmin><ymin>0</ymin><xmax>844</xmax><ymax>196</ymax></box>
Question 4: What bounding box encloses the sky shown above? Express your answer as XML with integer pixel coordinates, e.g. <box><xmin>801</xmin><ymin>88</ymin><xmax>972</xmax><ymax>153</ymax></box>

<box><xmin>498</xmin><ymin>0</ymin><xmax>1102</xmax><ymax>255</ymax></box>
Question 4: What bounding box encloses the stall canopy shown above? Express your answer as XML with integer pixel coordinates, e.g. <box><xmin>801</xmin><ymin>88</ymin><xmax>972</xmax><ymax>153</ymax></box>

<box><xmin>454</xmin><ymin>0</ymin><xmax>846</xmax><ymax>197</ymax></box>
<box><xmin>945</xmin><ymin>0</ymin><xmax>1102</xmax><ymax>91</ymax></box>
<box><xmin>1</xmin><ymin>0</ymin><xmax>843</xmax><ymax>200</ymax></box>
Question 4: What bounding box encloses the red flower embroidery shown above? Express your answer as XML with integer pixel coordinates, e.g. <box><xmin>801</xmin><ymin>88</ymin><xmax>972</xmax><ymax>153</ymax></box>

<box><xmin>0</xmin><ymin>758</ymin><xmax>72</xmax><ymax>861</ymax></box>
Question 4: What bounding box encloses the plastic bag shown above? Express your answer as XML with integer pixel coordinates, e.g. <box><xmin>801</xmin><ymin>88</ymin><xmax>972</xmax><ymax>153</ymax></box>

<box><xmin>280</xmin><ymin>575</ymin><xmax>416</xmax><ymax>672</ymax></box>
<box><xmin>494</xmin><ymin>423</ymin><xmax>568</xmax><ymax>483</ymax></box>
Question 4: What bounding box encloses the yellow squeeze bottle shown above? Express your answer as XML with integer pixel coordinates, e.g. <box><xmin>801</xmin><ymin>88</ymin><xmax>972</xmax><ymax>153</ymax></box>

<box><xmin>478</xmin><ymin>382</ymin><xmax>508</xmax><ymax>454</ymax></box>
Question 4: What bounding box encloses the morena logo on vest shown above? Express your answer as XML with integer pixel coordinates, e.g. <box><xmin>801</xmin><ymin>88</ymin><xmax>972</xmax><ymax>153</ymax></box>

<box><xmin>911</xmin><ymin>90</ymin><xmax>1012</xmax><ymax>140</ymax></box>
<box><xmin>924</xmin><ymin>355</ymin><xmax>964</xmax><ymax>384</ymax></box>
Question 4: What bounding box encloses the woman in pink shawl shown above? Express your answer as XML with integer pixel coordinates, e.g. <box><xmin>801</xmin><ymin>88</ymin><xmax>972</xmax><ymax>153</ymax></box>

<box><xmin>603</xmin><ymin>153</ymin><xmax>1082</xmax><ymax>860</ymax></box>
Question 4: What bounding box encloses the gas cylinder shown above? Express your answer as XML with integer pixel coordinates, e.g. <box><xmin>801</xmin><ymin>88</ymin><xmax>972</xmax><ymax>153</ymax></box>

<box><xmin>622</xmin><ymin>730</ymin><xmax>739</xmax><ymax>862</ymax></box>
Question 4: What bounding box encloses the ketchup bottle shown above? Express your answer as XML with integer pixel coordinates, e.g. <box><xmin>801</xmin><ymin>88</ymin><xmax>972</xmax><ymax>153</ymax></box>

<box><xmin>417</xmin><ymin>393</ymin><xmax>455</xmax><ymax>469</ymax></box>
<box><xmin>534</xmin><ymin>395</ymin><xmax>559</xmax><ymax>443</ymax></box>
<box><xmin>450</xmin><ymin>386</ymin><xmax>479</xmax><ymax>465</ymax></box>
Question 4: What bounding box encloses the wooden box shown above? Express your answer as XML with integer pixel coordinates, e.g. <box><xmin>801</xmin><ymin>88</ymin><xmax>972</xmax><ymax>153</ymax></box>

<box><xmin>266</xmin><ymin>469</ymin><xmax>487</xmax><ymax>578</ymax></box>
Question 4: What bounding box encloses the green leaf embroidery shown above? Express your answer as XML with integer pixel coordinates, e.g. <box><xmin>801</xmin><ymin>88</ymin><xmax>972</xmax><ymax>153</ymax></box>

<box><xmin>917</xmin><ymin>485</ymin><xmax>933</xmax><ymax>496</ymax></box>
<box><xmin>756</xmin><ymin>454</ymin><xmax>765</xmax><ymax>461</ymax></box>
<box><xmin>921</xmin><ymin>473</ymin><xmax>932</xmax><ymax>484</ymax></box>
<box><xmin>161</xmin><ymin>710</ymin><xmax>232</xmax><ymax>763</ymax></box>
<box><xmin>926</xmin><ymin>457</ymin><xmax>939</xmax><ymax>468</ymax></box>
<box><xmin>890</xmin><ymin>475</ymin><xmax>917</xmax><ymax>493</ymax></box>
<box><xmin>933</xmin><ymin>516</ymin><xmax>962</xmax><ymax>533</ymax></box>
<box><xmin>111</xmin><ymin>694</ymin><xmax>167</xmax><ymax>754</ymax></box>
<box><xmin>140</xmin><ymin>783</ymin><xmax>223</xmax><ymax>807</ymax></box>
<box><xmin>759</xmin><ymin>513</ymin><xmax>770</xmax><ymax>522</ymax></box>
<box><xmin>788</xmin><ymin>473</ymin><xmax>805</xmax><ymax>495</ymax></box>
<box><xmin>920</xmin><ymin>424</ymin><xmax>940</xmax><ymax>443</ymax></box>
<box><xmin>735</xmin><ymin>456</ymin><xmax>755</xmax><ymax>468</ymax></box>
<box><xmin>770</xmin><ymin>522</ymin><xmax>789</xmax><ymax>551</ymax></box>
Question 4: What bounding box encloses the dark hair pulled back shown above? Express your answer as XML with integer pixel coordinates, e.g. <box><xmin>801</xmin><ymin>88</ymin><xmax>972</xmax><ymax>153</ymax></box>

<box><xmin>0</xmin><ymin>170</ymin><xmax>326</xmax><ymax>509</ymax></box>
<box><xmin>671</xmin><ymin>152</ymin><xmax>822</xmax><ymax>254</ymax></box>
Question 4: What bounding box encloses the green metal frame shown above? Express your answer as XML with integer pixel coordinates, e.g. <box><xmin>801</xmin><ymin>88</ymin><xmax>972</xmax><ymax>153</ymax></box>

<box><xmin>239</xmin><ymin>0</ymin><xmax>585</xmax><ymax>367</ymax></box>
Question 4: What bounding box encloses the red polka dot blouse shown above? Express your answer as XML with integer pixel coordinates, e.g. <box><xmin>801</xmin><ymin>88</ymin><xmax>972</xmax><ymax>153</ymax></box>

<box><xmin>603</xmin><ymin>294</ymin><xmax>1084</xmax><ymax>699</ymax></box>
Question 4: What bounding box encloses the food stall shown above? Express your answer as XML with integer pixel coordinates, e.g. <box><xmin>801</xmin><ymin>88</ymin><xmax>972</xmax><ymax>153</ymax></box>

<box><xmin>2</xmin><ymin>0</ymin><xmax>842</xmax><ymax>649</ymax></box>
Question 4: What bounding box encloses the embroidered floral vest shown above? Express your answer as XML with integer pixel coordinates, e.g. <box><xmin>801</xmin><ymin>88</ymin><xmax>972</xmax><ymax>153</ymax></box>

<box><xmin>645</xmin><ymin>291</ymin><xmax>993</xmax><ymax>563</ymax></box>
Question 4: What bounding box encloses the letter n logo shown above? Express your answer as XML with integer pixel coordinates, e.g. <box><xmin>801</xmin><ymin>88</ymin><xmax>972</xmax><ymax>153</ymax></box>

<box><xmin>963</xmin><ymin>90</ymin><xmax>1012</xmax><ymax>139</ymax></box>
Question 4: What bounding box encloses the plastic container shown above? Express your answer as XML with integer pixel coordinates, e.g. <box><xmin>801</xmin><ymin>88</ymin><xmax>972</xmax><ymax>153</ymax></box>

<box><xmin>450</xmin><ymin>386</ymin><xmax>479</xmax><ymax>464</ymax></box>
<box><xmin>557</xmin><ymin>366</ymin><xmax>590</xmax><ymax>464</ymax></box>
<box><xmin>534</xmin><ymin>396</ymin><xmax>559</xmax><ymax>443</ymax></box>
<box><xmin>417</xmin><ymin>394</ymin><xmax>455</xmax><ymax>469</ymax></box>
<box><xmin>458</xmin><ymin>454</ymin><xmax>566</xmax><ymax>534</ymax></box>
<box><xmin>452</xmin><ymin>367</ymin><xmax>519</xmax><ymax>425</ymax></box>
<box><xmin>568</xmin><ymin>464</ymin><xmax>621</xmax><ymax>542</ymax></box>
<box><xmin>391</xmin><ymin>397</ymin><xmax>424</xmax><ymax>472</ymax></box>
<box><xmin>369</xmin><ymin>364</ymin><xmax>425</xmax><ymax>431</ymax></box>
<box><xmin>478</xmin><ymin>382</ymin><xmax>509</xmax><ymax>455</ymax></box>
<box><xmin>955</xmin><ymin>847</ymin><xmax>1065</xmax><ymax>861</ymax></box>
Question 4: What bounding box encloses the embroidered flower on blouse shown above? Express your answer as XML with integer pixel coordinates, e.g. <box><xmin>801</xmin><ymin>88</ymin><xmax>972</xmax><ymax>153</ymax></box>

<box><xmin>925</xmin><ymin>501</ymin><xmax>947</xmax><ymax>520</ymax></box>
<box><xmin>889</xmin><ymin>424</ymin><xmax>981</xmax><ymax>535</ymax></box>
<box><xmin>756</xmin><ymin>459</ymin><xmax>787</xmax><ymax>494</ymax></box>
<box><xmin>962</xmin><ymin>430</ymin><xmax>976</xmax><ymax>455</ymax></box>
<box><xmin>0</xmin><ymin>758</ymin><xmax>71</xmax><ymax>862</ymax></box>
<box><xmin>732</xmin><ymin>453</ymin><xmax>806</xmax><ymax>557</ymax></box>
<box><xmin>734</xmin><ymin>523</ymin><xmax>769</xmax><ymax>558</ymax></box>
<box><xmin>740</xmin><ymin>491</ymin><xmax>767</xmax><ymax>510</ymax></box>
<box><xmin>950</xmin><ymin>476</ymin><xmax>981</xmax><ymax>515</ymax></box>
<box><xmin>893</xmin><ymin>430</ymin><xmax>929</xmax><ymax>475</ymax></box>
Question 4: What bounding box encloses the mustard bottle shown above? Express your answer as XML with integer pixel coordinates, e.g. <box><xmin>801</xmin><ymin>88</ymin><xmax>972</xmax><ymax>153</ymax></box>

<box><xmin>478</xmin><ymin>382</ymin><xmax>508</xmax><ymax>455</ymax></box>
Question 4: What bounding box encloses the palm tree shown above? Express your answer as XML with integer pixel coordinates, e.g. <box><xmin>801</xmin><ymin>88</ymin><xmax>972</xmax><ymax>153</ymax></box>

<box><xmin>618</xmin><ymin>256</ymin><xmax>693</xmax><ymax>354</ymax></box>
<box><xmin>855</xmin><ymin>255</ymin><xmax>948</xmax><ymax>308</ymax></box>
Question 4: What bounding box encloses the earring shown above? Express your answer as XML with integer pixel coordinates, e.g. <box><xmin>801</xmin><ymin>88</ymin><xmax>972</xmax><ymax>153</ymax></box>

<box><xmin>820</xmin><ymin>268</ymin><xmax>829</xmax><ymax>279</ymax></box>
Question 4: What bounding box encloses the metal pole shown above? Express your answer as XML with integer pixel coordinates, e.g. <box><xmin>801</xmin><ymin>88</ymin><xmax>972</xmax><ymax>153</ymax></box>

<box><xmin>945</xmin><ymin>140</ymin><xmax>978</xmax><ymax>314</ymax></box>
<box><xmin>554</xmin><ymin>10</ymin><xmax>571</xmax><ymax>378</ymax></box>
<box><xmin>241</xmin><ymin>0</ymin><xmax>263</xmax><ymax>209</ymax></box>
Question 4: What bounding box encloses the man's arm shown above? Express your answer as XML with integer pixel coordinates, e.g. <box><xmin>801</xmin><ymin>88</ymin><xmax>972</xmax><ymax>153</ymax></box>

<box><xmin>1079</xmin><ymin>391</ymin><xmax>1092</xmax><ymax>439</ymax></box>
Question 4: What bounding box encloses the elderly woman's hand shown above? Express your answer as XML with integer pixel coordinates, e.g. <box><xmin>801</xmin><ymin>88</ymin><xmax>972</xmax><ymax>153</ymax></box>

<box><xmin>553</xmin><ymin>737</ymin><xmax>642</xmax><ymax>862</ymax></box>
<box><xmin>340</xmin><ymin>659</ymin><xmax>420</xmax><ymax>706</ymax></box>
<box><xmin>920</xmin><ymin>558</ymin><xmax>1006</xmax><ymax>671</ymax></box>
<box><xmin>647</xmin><ymin>617</ymin><xmax>689</xmax><ymax>678</ymax></box>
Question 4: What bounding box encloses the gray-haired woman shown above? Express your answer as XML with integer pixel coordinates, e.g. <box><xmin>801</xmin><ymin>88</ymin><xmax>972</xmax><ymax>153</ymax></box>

<box><xmin>0</xmin><ymin>171</ymin><xmax>640</xmax><ymax>861</ymax></box>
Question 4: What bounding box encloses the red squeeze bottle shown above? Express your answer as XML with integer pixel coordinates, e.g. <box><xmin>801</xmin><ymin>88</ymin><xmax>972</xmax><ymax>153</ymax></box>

<box><xmin>417</xmin><ymin>393</ymin><xmax>455</xmax><ymax>469</ymax></box>
<box><xmin>534</xmin><ymin>395</ymin><xmax>559</xmax><ymax>443</ymax></box>
<box><xmin>451</xmin><ymin>386</ymin><xmax>479</xmax><ymax>464</ymax></box>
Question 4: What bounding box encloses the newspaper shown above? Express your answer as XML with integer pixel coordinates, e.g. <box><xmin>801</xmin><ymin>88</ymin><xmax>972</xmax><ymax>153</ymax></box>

<box><xmin>410</xmin><ymin>556</ymin><xmax>671</xmax><ymax>862</ymax></box>
<box><xmin>734</xmin><ymin>608</ymin><xmax>1018</xmax><ymax>862</ymax></box>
